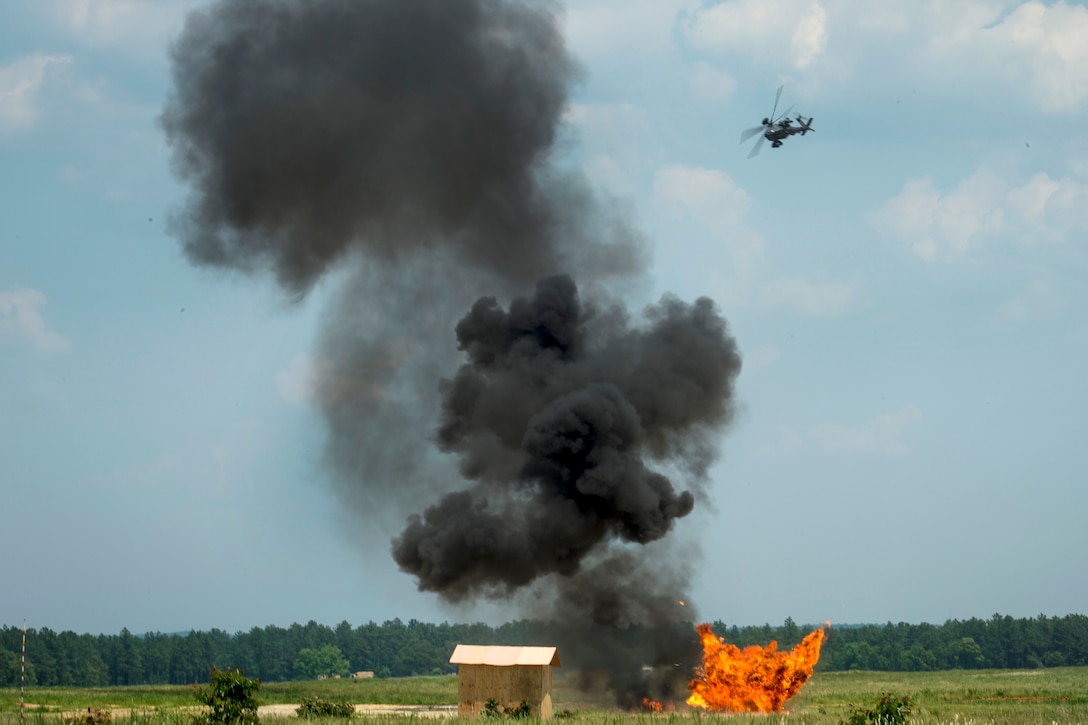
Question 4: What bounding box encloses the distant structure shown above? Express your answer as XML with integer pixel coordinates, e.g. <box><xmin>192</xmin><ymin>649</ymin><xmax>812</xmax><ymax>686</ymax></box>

<box><xmin>351</xmin><ymin>671</ymin><xmax>375</xmax><ymax>679</ymax></box>
<box><xmin>449</xmin><ymin>645</ymin><xmax>561</xmax><ymax>719</ymax></box>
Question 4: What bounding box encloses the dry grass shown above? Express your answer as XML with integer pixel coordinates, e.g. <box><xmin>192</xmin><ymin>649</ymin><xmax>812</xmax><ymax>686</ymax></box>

<box><xmin>2</xmin><ymin>667</ymin><xmax>1086</xmax><ymax>725</ymax></box>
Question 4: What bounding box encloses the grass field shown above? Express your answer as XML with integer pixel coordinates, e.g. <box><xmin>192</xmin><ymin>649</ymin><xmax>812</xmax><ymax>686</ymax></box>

<box><xmin>2</xmin><ymin>668</ymin><xmax>1086</xmax><ymax>725</ymax></box>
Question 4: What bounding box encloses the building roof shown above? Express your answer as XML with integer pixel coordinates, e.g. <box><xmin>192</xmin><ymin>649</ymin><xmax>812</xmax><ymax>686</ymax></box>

<box><xmin>449</xmin><ymin>644</ymin><xmax>561</xmax><ymax>667</ymax></box>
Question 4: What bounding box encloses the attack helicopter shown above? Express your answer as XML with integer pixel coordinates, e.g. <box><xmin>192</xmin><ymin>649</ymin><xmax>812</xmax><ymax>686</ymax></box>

<box><xmin>741</xmin><ymin>85</ymin><xmax>814</xmax><ymax>158</ymax></box>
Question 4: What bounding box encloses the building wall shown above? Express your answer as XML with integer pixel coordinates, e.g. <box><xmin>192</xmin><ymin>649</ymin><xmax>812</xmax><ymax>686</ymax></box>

<box><xmin>456</xmin><ymin>664</ymin><xmax>553</xmax><ymax>719</ymax></box>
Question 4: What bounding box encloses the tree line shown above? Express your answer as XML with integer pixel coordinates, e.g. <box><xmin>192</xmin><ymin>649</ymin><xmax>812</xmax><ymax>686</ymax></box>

<box><xmin>1</xmin><ymin>613</ymin><xmax>1085</xmax><ymax>688</ymax></box>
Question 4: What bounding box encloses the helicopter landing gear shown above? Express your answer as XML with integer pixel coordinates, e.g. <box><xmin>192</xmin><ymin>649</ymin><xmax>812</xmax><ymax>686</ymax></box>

<box><xmin>771</xmin><ymin>140</ymin><xmax>783</xmax><ymax>148</ymax></box>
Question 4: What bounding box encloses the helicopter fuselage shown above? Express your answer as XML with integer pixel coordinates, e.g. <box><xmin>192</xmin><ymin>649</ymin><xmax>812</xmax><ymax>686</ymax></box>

<box><xmin>742</xmin><ymin>87</ymin><xmax>813</xmax><ymax>157</ymax></box>
<box><xmin>761</xmin><ymin>117</ymin><xmax>811</xmax><ymax>147</ymax></box>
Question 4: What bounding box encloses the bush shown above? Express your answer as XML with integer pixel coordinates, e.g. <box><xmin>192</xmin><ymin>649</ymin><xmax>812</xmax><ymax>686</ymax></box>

<box><xmin>64</xmin><ymin>708</ymin><xmax>111</xmax><ymax>725</ymax></box>
<box><xmin>841</xmin><ymin>692</ymin><xmax>913</xmax><ymax>725</ymax></box>
<box><xmin>483</xmin><ymin>699</ymin><xmax>532</xmax><ymax>719</ymax></box>
<box><xmin>193</xmin><ymin>667</ymin><xmax>261</xmax><ymax>725</ymax></box>
<box><xmin>296</xmin><ymin>698</ymin><xmax>355</xmax><ymax>719</ymax></box>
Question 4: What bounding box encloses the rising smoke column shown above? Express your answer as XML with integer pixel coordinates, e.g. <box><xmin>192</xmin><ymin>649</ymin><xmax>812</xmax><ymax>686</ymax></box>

<box><xmin>162</xmin><ymin>0</ymin><xmax>742</xmax><ymax>705</ymax></box>
<box><xmin>161</xmin><ymin>0</ymin><xmax>645</xmax><ymax>512</ymax></box>
<box><xmin>392</xmin><ymin>273</ymin><xmax>740</xmax><ymax>705</ymax></box>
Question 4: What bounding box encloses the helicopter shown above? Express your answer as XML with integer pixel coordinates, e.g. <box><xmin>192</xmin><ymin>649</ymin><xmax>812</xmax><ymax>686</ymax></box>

<box><xmin>741</xmin><ymin>85</ymin><xmax>814</xmax><ymax>158</ymax></box>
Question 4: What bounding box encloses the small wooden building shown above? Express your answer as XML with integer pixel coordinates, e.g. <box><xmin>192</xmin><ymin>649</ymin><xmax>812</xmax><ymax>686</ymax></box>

<box><xmin>449</xmin><ymin>644</ymin><xmax>561</xmax><ymax>719</ymax></box>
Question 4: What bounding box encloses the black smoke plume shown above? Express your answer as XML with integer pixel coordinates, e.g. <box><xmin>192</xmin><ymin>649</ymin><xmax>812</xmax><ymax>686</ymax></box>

<box><xmin>161</xmin><ymin>0</ymin><xmax>640</xmax><ymax>295</ymax></box>
<box><xmin>162</xmin><ymin>0</ymin><xmax>742</xmax><ymax>707</ymax></box>
<box><xmin>393</xmin><ymin>274</ymin><xmax>739</xmax><ymax>600</ymax></box>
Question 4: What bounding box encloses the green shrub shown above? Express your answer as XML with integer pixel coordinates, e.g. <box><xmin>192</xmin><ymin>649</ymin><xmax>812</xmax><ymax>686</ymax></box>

<box><xmin>193</xmin><ymin>667</ymin><xmax>261</xmax><ymax>725</ymax></box>
<box><xmin>841</xmin><ymin>692</ymin><xmax>913</xmax><ymax>725</ymax></box>
<box><xmin>295</xmin><ymin>698</ymin><xmax>355</xmax><ymax>719</ymax></box>
<box><xmin>482</xmin><ymin>699</ymin><xmax>532</xmax><ymax>719</ymax></box>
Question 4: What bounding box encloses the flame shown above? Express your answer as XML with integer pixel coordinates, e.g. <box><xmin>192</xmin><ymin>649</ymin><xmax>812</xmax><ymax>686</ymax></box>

<box><xmin>640</xmin><ymin>698</ymin><xmax>676</xmax><ymax>713</ymax></box>
<box><xmin>686</xmin><ymin>623</ymin><xmax>826</xmax><ymax>713</ymax></box>
<box><xmin>678</xmin><ymin>600</ymin><xmax>686</xmax><ymax>606</ymax></box>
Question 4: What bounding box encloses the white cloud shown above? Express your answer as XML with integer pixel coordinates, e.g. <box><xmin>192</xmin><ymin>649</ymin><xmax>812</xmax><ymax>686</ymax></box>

<box><xmin>948</xmin><ymin>1</ymin><xmax>1088</xmax><ymax>113</ymax></box>
<box><xmin>762</xmin><ymin>276</ymin><xmax>853</xmax><ymax>317</ymax></box>
<box><xmin>853</xmin><ymin>4</ymin><xmax>911</xmax><ymax>33</ymax></box>
<box><xmin>690</xmin><ymin>62</ymin><xmax>737</xmax><ymax>101</ymax></box>
<box><xmin>686</xmin><ymin>0</ymin><xmax>829</xmax><ymax>70</ymax></box>
<box><xmin>1006</xmin><ymin>172</ymin><xmax>1061</xmax><ymax>222</ymax></box>
<box><xmin>564</xmin><ymin>0</ymin><xmax>699</xmax><ymax>58</ymax></box>
<box><xmin>1007</xmin><ymin>172</ymin><xmax>1088</xmax><ymax>244</ymax></box>
<box><xmin>653</xmin><ymin>165</ymin><xmax>752</xmax><ymax>227</ymax></box>
<box><xmin>849</xmin><ymin>0</ymin><xmax>1088</xmax><ymax>112</ymax></box>
<box><xmin>563</xmin><ymin>102</ymin><xmax>653</xmax><ymax>188</ymax></box>
<box><xmin>0</xmin><ymin>53</ymin><xmax>72</xmax><ymax>132</ymax></box>
<box><xmin>873</xmin><ymin>167</ymin><xmax>1088</xmax><ymax>262</ymax></box>
<box><xmin>996</xmin><ymin>278</ymin><xmax>1064</xmax><ymax>323</ymax></box>
<box><xmin>791</xmin><ymin>2</ymin><xmax>829</xmax><ymax>68</ymax></box>
<box><xmin>680</xmin><ymin>1</ymin><xmax>1088</xmax><ymax>113</ymax></box>
<box><xmin>0</xmin><ymin>288</ymin><xmax>70</xmax><ymax>354</ymax></box>
<box><xmin>809</xmin><ymin>405</ymin><xmax>922</xmax><ymax>456</ymax></box>
<box><xmin>654</xmin><ymin>164</ymin><xmax>764</xmax><ymax>305</ymax></box>
<box><xmin>49</xmin><ymin>0</ymin><xmax>194</xmax><ymax>59</ymax></box>
<box><xmin>848</xmin><ymin>1</ymin><xmax>1088</xmax><ymax>111</ymax></box>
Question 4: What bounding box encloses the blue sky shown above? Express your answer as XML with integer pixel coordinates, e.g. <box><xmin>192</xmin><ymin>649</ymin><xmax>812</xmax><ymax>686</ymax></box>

<box><xmin>2</xmin><ymin>0</ymin><xmax>1087</xmax><ymax>636</ymax></box>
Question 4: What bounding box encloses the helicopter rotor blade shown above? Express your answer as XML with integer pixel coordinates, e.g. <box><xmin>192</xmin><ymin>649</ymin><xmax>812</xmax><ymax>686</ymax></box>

<box><xmin>747</xmin><ymin>134</ymin><xmax>766</xmax><ymax>159</ymax></box>
<box><xmin>769</xmin><ymin>84</ymin><xmax>783</xmax><ymax>120</ymax></box>
<box><xmin>774</xmin><ymin>104</ymin><xmax>794</xmax><ymax>123</ymax></box>
<box><xmin>740</xmin><ymin>126</ymin><xmax>764</xmax><ymax>143</ymax></box>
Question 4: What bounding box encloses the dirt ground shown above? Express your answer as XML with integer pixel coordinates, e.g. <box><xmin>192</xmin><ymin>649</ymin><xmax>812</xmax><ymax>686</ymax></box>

<box><xmin>261</xmin><ymin>704</ymin><xmax>457</xmax><ymax>718</ymax></box>
<box><xmin>51</xmin><ymin>704</ymin><xmax>458</xmax><ymax>720</ymax></box>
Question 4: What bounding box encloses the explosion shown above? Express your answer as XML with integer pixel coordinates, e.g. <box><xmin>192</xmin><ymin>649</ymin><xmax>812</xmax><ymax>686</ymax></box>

<box><xmin>162</xmin><ymin>0</ymin><xmax>743</xmax><ymax>706</ymax></box>
<box><xmin>686</xmin><ymin>623</ymin><xmax>827</xmax><ymax>713</ymax></box>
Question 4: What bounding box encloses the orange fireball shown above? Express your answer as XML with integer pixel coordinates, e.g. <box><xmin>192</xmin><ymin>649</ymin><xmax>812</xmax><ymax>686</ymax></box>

<box><xmin>686</xmin><ymin>623</ymin><xmax>827</xmax><ymax>713</ymax></box>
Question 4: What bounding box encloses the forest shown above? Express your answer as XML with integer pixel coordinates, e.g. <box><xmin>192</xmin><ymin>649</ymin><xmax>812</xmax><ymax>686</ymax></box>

<box><xmin>1</xmin><ymin>613</ymin><xmax>1085</xmax><ymax>688</ymax></box>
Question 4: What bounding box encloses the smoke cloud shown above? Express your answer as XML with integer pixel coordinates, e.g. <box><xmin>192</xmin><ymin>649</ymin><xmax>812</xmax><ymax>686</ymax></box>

<box><xmin>162</xmin><ymin>0</ymin><xmax>742</xmax><ymax>706</ymax></box>
<box><xmin>393</xmin><ymin>274</ymin><xmax>740</xmax><ymax>601</ymax></box>
<box><xmin>161</xmin><ymin>0</ymin><xmax>641</xmax><ymax>295</ymax></box>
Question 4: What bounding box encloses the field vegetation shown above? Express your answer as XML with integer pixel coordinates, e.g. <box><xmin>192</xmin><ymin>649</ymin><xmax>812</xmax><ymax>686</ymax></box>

<box><xmin>2</xmin><ymin>667</ymin><xmax>1087</xmax><ymax>725</ymax></box>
